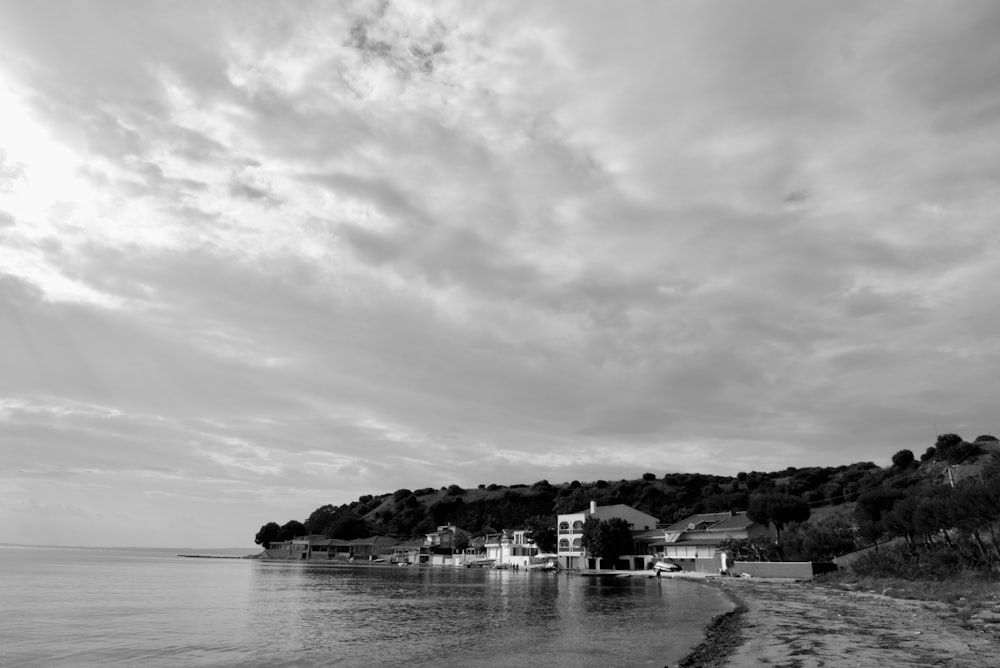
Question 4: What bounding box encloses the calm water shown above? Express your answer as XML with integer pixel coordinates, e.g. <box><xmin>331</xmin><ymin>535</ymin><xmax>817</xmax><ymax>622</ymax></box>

<box><xmin>0</xmin><ymin>545</ymin><xmax>732</xmax><ymax>667</ymax></box>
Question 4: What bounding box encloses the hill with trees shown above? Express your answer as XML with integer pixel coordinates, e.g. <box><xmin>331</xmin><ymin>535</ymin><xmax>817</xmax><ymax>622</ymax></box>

<box><xmin>255</xmin><ymin>433</ymin><xmax>1000</xmax><ymax>576</ymax></box>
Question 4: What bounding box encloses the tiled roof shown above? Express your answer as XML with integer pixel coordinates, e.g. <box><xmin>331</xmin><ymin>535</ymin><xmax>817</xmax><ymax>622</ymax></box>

<box><xmin>662</xmin><ymin>512</ymin><xmax>733</xmax><ymax>532</ymax></box>
<box><xmin>659</xmin><ymin>538</ymin><xmax>728</xmax><ymax>546</ymax></box>
<box><xmin>350</xmin><ymin>536</ymin><xmax>395</xmax><ymax>545</ymax></box>
<box><xmin>632</xmin><ymin>529</ymin><xmax>664</xmax><ymax>541</ymax></box>
<box><xmin>706</xmin><ymin>512</ymin><xmax>757</xmax><ymax>531</ymax></box>
<box><xmin>307</xmin><ymin>538</ymin><xmax>351</xmax><ymax>546</ymax></box>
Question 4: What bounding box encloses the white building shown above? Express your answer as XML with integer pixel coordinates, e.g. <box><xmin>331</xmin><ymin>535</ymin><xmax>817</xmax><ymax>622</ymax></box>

<box><xmin>483</xmin><ymin>529</ymin><xmax>538</xmax><ymax>568</ymax></box>
<box><xmin>556</xmin><ymin>501</ymin><xmax>659</xmax><ymax>570</ymax></box>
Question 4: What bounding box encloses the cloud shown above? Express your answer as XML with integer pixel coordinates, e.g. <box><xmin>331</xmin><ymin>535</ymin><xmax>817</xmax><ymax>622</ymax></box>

<box><xmin>3</xmin><ymin>1</ymin><xmax>1000</xmax><ymax>546</ymax></box>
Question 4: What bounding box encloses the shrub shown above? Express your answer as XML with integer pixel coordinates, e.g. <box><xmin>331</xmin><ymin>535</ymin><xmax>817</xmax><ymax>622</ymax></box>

<box><xmin>851</xmin><ymin>548</ymin><xmax>911</xmax><ymax>578</ymax></box>
<box><xmin>852</xmin><ymin>545</ymin><xmax>974</xmax><ymax>580</ymax></box>
<box><xmin>891</xmin><ymin>449</ymin><xmax>915</xmax><ymax>469</ymax></box>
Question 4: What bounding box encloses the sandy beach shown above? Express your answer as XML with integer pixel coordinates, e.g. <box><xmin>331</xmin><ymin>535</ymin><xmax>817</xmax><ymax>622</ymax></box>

<box><xmin>677</xmin><ymin>578</ymin><xmax>999</xmax><ymax>667</ymax></box>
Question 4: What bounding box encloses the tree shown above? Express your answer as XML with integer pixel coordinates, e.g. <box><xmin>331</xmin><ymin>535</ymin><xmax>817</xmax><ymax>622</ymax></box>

<box><xmin>580</xmin><ymin>517</ymin><xmax>634</xmax><ymax>567</ymax></box>
<box><xmin>701</xmin><ymin>492</ymin><xmax>749</xmax><ymax>513</ymax></box>
<box><xmin>524</xmin><ymin>515</ymin><xmax>558</xmax><ymax>554</ymax></box>
<box><xmin>718</xmin><ymin>536</ymin><xmax>778</xmax><ymax>562</ymax></box>
<box><xmin>746</xmin><ymin>493</ymin><xmax>810</xmax><ymax>540</ymax></box>
<box><xmin>937</xmin><ymin>433</ymin><xmax>964</xmax><ymax>449</ymax></box>
<box><xmin>854</xmin><ymin>488</ymin><xmax>906</xmax><ymax>549</ymax></box>
<box><xmin>278</xmin><ymin>520</ymin><xmax>307</xmax><ymax>541</ymax></box>
<box><xmin>324</xmin><ymin>510</ymin><xmax>371</xmax><ymax>540</ymax></box>
<box><xmin>891</xmin><ymin>449</ymin><xmax>915</xmax><ymax>470</ymax></box>
<box><xmin>254</xmin><ymin>522</ymin><xmax>281</xmax><ymax>549</ymax></box>
<box><xmin>780</xmin><ymin>518</ymin><xmax>857</xmax><ymax>561</ymax></box>
<box><xmin>304</xmin><ymin>504</ymin><xmax>338</xmax><ymax>535</ymax></box>
<box><xmin>935</xmin><ymin>433</ymin><xmax>967</xmax><ymax>463</ymax></box>
<box><xmin>452</xmin><ymin>532</ymin><xmax>470</xmax><ymax>553</ymax></box>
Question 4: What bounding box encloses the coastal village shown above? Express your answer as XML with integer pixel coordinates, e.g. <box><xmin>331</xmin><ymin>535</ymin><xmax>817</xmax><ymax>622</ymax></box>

<box><xmin>264</xmin><ymin>499</ymin><xmax>817</xmax><ymax>579</ymax></box>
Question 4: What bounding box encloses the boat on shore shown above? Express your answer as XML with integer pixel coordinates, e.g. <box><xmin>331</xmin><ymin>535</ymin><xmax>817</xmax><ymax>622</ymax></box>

<box><xmin>654</xmin><ymin>560</ymin><xmax>682</xmax><ymax>573</ymax></box>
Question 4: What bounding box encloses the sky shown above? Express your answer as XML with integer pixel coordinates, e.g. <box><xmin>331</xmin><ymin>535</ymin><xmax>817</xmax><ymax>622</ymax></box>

<box><xmin>2</xmin><ymin>1</ymin><xmax>1000</xmax><ymax>548</ymax></box>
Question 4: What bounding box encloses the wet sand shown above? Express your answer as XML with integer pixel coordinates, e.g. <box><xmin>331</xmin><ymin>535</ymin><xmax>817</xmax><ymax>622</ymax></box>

<box><xmin>676</xmin><ymin>578</ymin><xmax>999</xmax><ymax>667</ymax></box>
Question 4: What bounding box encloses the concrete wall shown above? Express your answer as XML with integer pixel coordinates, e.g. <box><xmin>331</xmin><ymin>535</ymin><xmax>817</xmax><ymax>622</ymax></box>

<box><xmin>732</xmin><ymin>561</ymin><xmax>814</xmax><ymax>579</ymax></box>
<box><xmin>666</xmin><ymin>555</ymin><xmax>722</xmax><ymax>573</ymax></box>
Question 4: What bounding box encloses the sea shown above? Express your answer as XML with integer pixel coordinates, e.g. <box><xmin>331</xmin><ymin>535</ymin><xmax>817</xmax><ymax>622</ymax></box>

<box><xmin>0</xmin><ymin>544</ymin><xmax>732</xmax><ymax>667</ymax></box>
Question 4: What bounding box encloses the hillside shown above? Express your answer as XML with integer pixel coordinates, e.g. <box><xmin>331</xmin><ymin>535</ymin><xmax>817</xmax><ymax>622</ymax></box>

<box><xmin>254</xmin><ymin>433</ymin><xmax>1000</xmax><ymax>549</ymax></box>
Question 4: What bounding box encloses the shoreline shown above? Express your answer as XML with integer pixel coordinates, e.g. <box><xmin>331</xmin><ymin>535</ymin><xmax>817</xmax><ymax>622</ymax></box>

<box><xmin>674</xmin><ymin>577</ymin><xmax>1000</xmax><ymax>667</ymax></box>
<box><xmin>674</xmin><ymin>594</ymin><xmax>747</xmax><ymax>667</ymax></box>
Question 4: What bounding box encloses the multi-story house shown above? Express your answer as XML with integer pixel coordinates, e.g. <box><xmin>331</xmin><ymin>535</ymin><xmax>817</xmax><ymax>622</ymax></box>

<box><xmin>556</xmin><ymin>501</ymin><xmax>659</xmax><ymax>570</ymax></box>
<box><xmin>424</xmin><ymin>525</ymin><xmax>458</xmax><ymax>552</ymax></box>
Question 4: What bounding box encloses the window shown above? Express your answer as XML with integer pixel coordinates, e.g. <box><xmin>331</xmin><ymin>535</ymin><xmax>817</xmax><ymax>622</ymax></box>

<box><xmin>572</xmin><ymin>538</ymin><xmax>582</xmax><ymax>549</ymax></box>
<box><xmin>559</xmin><ymin>539</ymin><xmax>569</xmax><ymax>551</ymax></box>
<box><xmin>572</xmin><ymin>520</ymin><xmax>583</xmax><ymax>530</ymax></box>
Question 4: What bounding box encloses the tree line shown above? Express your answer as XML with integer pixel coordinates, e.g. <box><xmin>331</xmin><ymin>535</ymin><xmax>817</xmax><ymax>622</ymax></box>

<box><xmin>254</xmin><ymin>433</ymin><xmax>998</xmax><ymax>572</ymax></box>
<box><xmin>255</xmin><ymin>459</ymin><xmax>897</xmax><ymax>548</ymax></box>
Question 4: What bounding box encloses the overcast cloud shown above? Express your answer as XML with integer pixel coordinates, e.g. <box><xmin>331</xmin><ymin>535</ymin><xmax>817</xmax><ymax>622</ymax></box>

<box><xmin>2</xmin><ymin>1</ymin><xmax>1000</xmax><ymax>548</ymax></box>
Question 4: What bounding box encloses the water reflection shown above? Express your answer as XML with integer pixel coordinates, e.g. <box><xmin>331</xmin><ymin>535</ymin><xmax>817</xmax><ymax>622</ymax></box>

<box><xmin>3</xmin><ymin>547</ymin><xmax>730</xmax><ymax>668</ymax></box>
<box><xmin>245</xmin><ymin>564</ymin><xmax>728</xmax><ymax>667</ymax></box>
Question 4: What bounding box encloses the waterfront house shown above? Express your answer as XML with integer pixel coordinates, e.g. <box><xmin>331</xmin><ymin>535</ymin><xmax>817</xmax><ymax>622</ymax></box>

<box><xmin>348</xmin><ymin>535</ymin><xmax>397</xmax><ymax>561</ymax></box>
<box><xmin>424</xmin><ymin>525</ymin><xmax>458</xmax><ymax>552</ymax></box>
<box><xmin>391</xmin><ymin>539</ymin><xmax>427</xmax><ymax>565</ymax></box>
<box><xmin>484</xmin><ymin>529</ymin><xmax>539</xmax><ymax>568</ymax></box>
<box><xmin>307</xmin><ymin>537</ymin><xmax>352</xmax><ymax>560</ymax></box>
<box><xmin>636</xmin><ymin>511</ymin><xmax>775</xmax><ymax>573</ymax></box>
<box><xmin>265</xmin><ymin>535</ymin><xmax>389</xmax><ymax>561</ymax></box>
<box><xmin>556</xmin><ymin>501</ymin><xmax>659</xmax><ymax>570</ymax></box>
<box><xmin>264</xmin><ymin>535</ymin><xmax>329</xmax><ymax>560</ymax></box>
<box><xmin>424</xmin><ymin>524</ymin><xmax>464</xmax><ymax>566</ymax></box>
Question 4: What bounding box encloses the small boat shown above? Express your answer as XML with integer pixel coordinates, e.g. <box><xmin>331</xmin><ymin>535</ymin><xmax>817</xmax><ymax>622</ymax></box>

<box><xmin>653</xmin><ymin>560</ymin><xmax>681</xmax><ymax>573</ymax></box>
<box><xmin>527</xmin><ymin>561</ymin><xmax>557</xmax><ymax>571</ymax></box>
<box><xmin>466</xmin><ymin>558</ymin><xmax>496</xmax><ymax>568</ymax></box>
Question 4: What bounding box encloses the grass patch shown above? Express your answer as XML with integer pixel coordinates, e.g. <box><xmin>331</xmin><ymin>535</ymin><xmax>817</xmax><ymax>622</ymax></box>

<box><xmin>813</xmin><ymin>571</ymin><xmax>1000</xmax><ymax>610</ymax></box>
